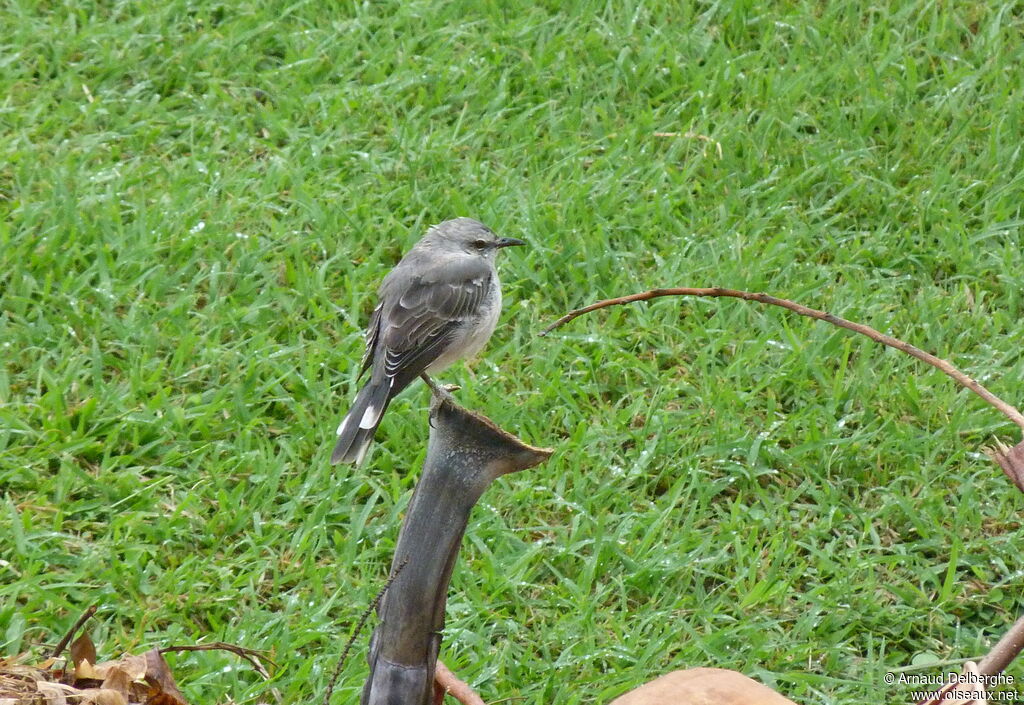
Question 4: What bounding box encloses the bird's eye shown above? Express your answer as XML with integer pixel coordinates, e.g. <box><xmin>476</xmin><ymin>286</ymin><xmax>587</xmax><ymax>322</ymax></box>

<box><xmin>472</xmin><ymin>239</ymin><xmax>488</xmax><ymax>250</ymax></box>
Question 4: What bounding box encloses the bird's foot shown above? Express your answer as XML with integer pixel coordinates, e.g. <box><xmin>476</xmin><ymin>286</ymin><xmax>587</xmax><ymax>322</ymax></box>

<box><xmin>420</xmin><ymin>373</ymin><xmax>459</xmax><ymax>397</ymax></box>
<box><xmin>421</xmin><ymin>374</ymin><xmax>460</xmax><ymax>425</ymax></box>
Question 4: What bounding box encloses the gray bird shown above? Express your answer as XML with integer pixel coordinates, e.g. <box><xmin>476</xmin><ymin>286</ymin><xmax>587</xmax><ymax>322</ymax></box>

<box><xmin>331</xmin><ymin>217</ymin><xmax>525</xmax><ymax>465</ymax></box>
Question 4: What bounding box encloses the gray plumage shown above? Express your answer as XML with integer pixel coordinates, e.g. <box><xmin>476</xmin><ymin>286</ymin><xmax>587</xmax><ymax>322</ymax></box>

<box><xmin>331</xmin><ymin>217</ymin><xmax>525</xmax><ymax>465</ymax></box>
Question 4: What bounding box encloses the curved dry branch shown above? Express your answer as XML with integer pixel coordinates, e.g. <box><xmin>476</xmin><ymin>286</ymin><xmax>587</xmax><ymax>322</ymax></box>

<box><xmin>434</xmin><ymin>659</ymin><xmax>486</xmax><ymax>705</ymax></box>
<box><xmin>50</xmin><ymin>605</ymin><xmax>97</xmax><ymax>660</ymax></box>
<box><xmin>547</xmin><ymin>287</ymin><xmax>1024</xmax><ymax>700</ymax></box>
<box><xmin>978</xmin><ymin>614</ymin><xmax>1024</xmax><ymax>678</ymax></box>
<box><xmin>542</xmin><ymin>287</ymin><xmax>1024</xmax><ymax>433</ymax></box>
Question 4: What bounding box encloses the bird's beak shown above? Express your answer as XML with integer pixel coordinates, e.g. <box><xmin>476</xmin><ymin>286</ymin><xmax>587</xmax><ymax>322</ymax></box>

<box><xmin>495</xmin><ymin>237</ymin><xmax>526</xmax><ymax>248</ymax></box>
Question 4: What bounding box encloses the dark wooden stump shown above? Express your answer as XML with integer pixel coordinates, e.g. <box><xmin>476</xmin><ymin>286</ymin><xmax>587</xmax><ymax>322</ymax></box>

<box><xmin>361</xmin><ymin>394</ymin><xmax>552</xmax><ymax>705</ymax></box>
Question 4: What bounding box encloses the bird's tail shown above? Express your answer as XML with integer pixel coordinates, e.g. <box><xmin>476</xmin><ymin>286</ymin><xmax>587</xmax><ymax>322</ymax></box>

<box><xmin>331</xmin><ymin>379</ymin><xmax>393</xmax><ymax>465</ymax></box>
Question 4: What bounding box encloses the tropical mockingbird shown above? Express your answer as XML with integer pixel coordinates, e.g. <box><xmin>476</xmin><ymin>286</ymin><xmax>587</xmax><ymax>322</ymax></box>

<box><xmin>331</xmin><ymin>217</ymin><xmax>525</xmax><ymax>465</ymax></box>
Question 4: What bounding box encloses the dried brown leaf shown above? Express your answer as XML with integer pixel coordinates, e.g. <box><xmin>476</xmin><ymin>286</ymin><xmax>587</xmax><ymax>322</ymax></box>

<box><xmin>35</xmin><ymin>680</ymin><xmax>75</xmax><ymax>705</ymax></box>
<box><xmin>609</xmin><ymin>668</ymin><xmax>797</xmax><ymax>704</ymax></box>
<box><xmin>70</xmin><ymin>634</ymin><xmax>97</xmax><ymax>670</ymax></box>
<box><xmin>144</xmin><ymin>649</ymin><xmax>187</xmax><ymax>705</ymax></box>
<box><xmin>99</xmin><ymin>665</ymin><xmax>132</xmax><ymax>699</ymax></box>
<box><xmin>989</xmin><ymin>440</ymin><xmax>1024</xmax><ymax>493</ymax></box>
<box><xmin>76</xmin><ymin>688</ymin><xmax>129</xmax><ymax>705</ymax></box>
<box><xmin>149</xmin><ymin>695</ymin><xmax>188</xmax><ymax>705</ymax></box>
<box><xmin>75</xmin><ymin>658</ymin><xmax>101</xmax><ymax>682</ymax></box>
<box><xmin>95</xmin><ymin>655</ymin><xmax>147</xmax><ymax>684</ymax></box>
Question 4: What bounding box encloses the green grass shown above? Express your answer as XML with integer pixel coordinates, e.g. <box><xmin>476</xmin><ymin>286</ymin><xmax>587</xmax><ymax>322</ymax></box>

<box><xmin>2</xmin><ymin>0</ymin><xmax>1024</xmax><ymax>702</ymax></box>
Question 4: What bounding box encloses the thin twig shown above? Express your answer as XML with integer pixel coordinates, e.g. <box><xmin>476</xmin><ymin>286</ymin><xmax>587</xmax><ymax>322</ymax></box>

<box><xmin>917</xmin><ymin>660</ymin><xmax>985</xmax><ymax>705</ymax></box>
<box><xmin>323</xmin><ymin>558</ymin><xmax>409</xmax><ymax>705</ymax></box>
<box><xmin>435</xmin><ymin>659</ymin><xmax>486</xmax><ymax>705</ymax></box>
<box><xmin>541</xmin><ymin>287</ymin><xmax>1024</xmax><ymax>432</ymax></box>
<box><xmin>916</xmin><ymin>614</ymin><xmax>1024</xmax><ymax>704</ymax></box>
<box><xmin>978</xmin><ymin>614</ymin><xmax>1024</xmax><ymax>677</ymax></box>
<box><xmin>50</xmin><ymin>605</ymin><xmax>97</xmax><ymax>659</ymax></box>
<box><xmin>161</xmin><ymin>642</ymin><xmax>275</xmax><ymax>679</ymax></box>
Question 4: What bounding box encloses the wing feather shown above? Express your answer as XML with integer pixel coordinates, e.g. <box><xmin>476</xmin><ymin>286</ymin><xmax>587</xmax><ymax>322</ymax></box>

<box><xmin>370</xmin><ymin>255</ymin><xmax>493</xmax><ymax>387</ymax></box>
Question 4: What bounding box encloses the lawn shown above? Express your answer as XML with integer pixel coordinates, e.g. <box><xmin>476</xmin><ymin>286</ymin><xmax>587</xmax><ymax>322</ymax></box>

<box><xmin>2</xmin><ymin>1</ymin><xmax>1023</xmax><ymax>703</ymax></box>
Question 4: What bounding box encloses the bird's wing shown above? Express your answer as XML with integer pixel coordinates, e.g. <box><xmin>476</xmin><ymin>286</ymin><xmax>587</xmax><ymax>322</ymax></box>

<box><xmin>374</xmin><ymin>256</ymin><xmax>493</xmax><ymax>386</ymax></box>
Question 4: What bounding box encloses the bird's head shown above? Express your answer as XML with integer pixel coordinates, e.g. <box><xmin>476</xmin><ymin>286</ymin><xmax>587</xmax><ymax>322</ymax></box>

<box><xmin>426</xmin><ymin>217</ymin><xmax>526</xmax><ymax>259</ymax></box>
